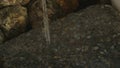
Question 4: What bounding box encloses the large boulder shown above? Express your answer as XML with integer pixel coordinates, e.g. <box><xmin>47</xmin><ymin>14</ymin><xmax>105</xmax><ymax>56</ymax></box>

<box><xmin>0</xmin><ymin>6</ymin><xmax>28</xmax><ymax>40</ymax></box>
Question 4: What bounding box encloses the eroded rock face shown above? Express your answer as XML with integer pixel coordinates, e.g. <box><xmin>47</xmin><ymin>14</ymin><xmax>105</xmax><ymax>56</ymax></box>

<box><xmin>0</xmin><ymin>6</ymin><xmax>27</xmax><ymax>39</ymax></box>
<box><xmin>0</xmin><ymin>0</ymin><xmax>30</xmax><ymax>8</ymax></box>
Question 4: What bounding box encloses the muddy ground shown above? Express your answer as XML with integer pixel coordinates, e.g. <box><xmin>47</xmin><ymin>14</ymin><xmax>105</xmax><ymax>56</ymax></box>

<box><xmin>0</xmin><ymin>5</ymin><xmax>119</xmax><ymax>68</ymax></box>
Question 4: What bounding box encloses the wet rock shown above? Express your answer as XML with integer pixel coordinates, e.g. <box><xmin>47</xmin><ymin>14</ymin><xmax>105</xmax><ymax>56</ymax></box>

<box><xmin>0</xmin><ymin>0</ymin><xmax>30</xmax><ymax>8</ymax></box>
<box><xmin>0</xmin><ymin>6</ymin><xmax>27</xmax><ymax>40</ymax></box>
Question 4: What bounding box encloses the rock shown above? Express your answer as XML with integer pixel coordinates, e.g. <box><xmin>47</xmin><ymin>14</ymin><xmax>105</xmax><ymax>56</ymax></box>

<box><xmin>56</xmin><ymin>0</ymin><xmax>79</xmax><ymax>13</ymax></box>
<box><xmin>28</xmin><ymin>0</ymin><xmax>79</xmax><ymax>28</ymax></box>
<box><xmin>0</xmin><ymin>0</ymin><xmax>30</xmax><ymax>8</ymax></box>
<box><xmin>111</xmin><ymin>0</ymin><xmax>120</xmax><ymax>12</ymax></box>
<box><xmin>93</xmin><ymin>46</ymin><xmax>99</xmax><ymax>50</ymax></box>
<box><xmin>0</xmin><ymin>6</ymin><xmax>27</xmax><ymax>40</ymax></box>
<box><xmin>28</xmin><ymin>0</ymin><xmax>111</xmax><ymax>29</ymax></box>
<box><xmin>0</xmin><ymin>5</ymin><xmax>119</xmax><ymax>68</ymax></box>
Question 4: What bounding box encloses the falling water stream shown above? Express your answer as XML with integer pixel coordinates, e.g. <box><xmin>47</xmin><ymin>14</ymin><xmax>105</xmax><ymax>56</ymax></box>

<box><xmin>41</xmin><ymin>0</ymin><xmax>50</xmax><ymax>44</ymax></box>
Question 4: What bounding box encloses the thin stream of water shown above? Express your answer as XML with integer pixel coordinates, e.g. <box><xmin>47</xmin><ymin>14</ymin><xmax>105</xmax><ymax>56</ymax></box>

<box><xmin>41</xmin><ymin>0</ymin><xmax>50</xmax><ymax>44</ymax></box>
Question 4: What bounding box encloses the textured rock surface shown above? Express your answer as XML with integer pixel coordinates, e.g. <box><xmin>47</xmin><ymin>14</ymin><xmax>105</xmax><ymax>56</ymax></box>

<box><xmin>28</xmin><ymin>0</ymin><xmax>79</xmax><ymax>28</ymax></box>
<box><xmin>0</xmin><ymin>6</ymin><xmax>27</xmax><ymax>40</ymax></box>
<box><xmin>0</xmin><ymin>5</ymin><xmax>119</xmax><ymax>68</ymax></box>
<box><xmin>0</xmin><ymin>0</ymin><xmax>30</xmax><ymax>8</ymax></box>
<box><xmin>28</xmin><ymin>0</ymin><xmax>110</xmax><ymax>28</ymax></box>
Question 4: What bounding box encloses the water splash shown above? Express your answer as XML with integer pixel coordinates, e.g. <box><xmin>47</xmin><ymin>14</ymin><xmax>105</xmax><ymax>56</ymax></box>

<box><xmin>41</xmin><ymin>0</ymin><xmax>50</xmax><ymax>44</ymax></box>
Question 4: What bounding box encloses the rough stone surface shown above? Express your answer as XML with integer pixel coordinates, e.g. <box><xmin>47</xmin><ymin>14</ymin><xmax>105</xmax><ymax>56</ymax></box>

<box><xmin>0</xmin><ymin>5</ymin><xmax>119</xmax><ymax>68</ymax></box>
<box><xmin>28</xmin><ymin>0</ymin><xmax>79</xmax><ymax>28</ymax></box>
<box><xmin>28</xmin><ymin>0</ymin><xmax>110</xmax><ymax>29</ymax></box>
<box><xmin>0</xmin><ymin>0</ymin><xmax>30</xmax><ymax>8</ymax></box>
<box><xmin>0</xmin><ymin>6</ymin><xmax>28</xmax><ymax>40</ymax></box>
<box><xmin>0</xmin><ymin>0</ymin><xmax>111</xmax><ymax>43</ymax></box>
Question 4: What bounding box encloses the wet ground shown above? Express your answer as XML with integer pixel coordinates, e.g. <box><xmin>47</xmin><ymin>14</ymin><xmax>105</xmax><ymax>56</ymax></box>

<box><xmin>0</xmin><ymin>5</ymin><xmax>119</xmax><ymax>68</ymax></box>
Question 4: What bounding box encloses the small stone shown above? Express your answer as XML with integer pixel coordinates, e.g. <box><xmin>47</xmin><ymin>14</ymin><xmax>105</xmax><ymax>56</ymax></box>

<box><xmin>118</xmin><ymin>42</ymin><xmax>120</xmax><ymax>44</ymax></box>
<box><xmin>113</xmin><ymin>34</ymin><xmax>117</xmax><ymax>38</ymax></box>
<box><xmin>81</xmin><ymin>46</ymin><xmax>89</xmax><ymax>52</ymax></box>
<box><xmin>54</xmin><ymin>56</ymin><xmax>61</xmax><ymax>59</ymax></box>
<box><xmin>53</xmin><ymin>48</ymin><xmax>58</xmax><ymax>52</ymax></box>
<box><xmin>76</xmin><ymin>48</ymin><xmax>81</xmax><ymax>51</ymax></box>
<box><xmin>93</xmin><ymin>46</ymin><xmax>99</xmax><ymax>50</ymax></box>
<box><xmin>111</xmin><ymin>46</ymin><xmax>115</xmax><ymax>49</ymax></box>
<box><xmin>74</xmin><ymin>34</ymin><xmax>80</xmax><ymax>40</ymax></box>
<box><xmin>104</xmin><ymin>49</ymin><xmax>107</xmax><ymax>53</ymax></box>
<box><xmin>100</xmin><ymin>51</ymin><xmax>104</xmax><ymax>55</ymax></box>
<box><xmin>48</xmin><ymin>66</ymin><xmax>52</xmax><ymax>68</ymax></box>
<box><xmin>117</xmin><ymin>33</ymin><xmax>120</xmax><ymax>35</ymax></box>
<box><xmin>19</xmin><ymin>57</ymin><xmax>25</xmax><ymax>60</ymax></box>
<box><xmin>86</xmin><ymin>35</ymin><xmax>91</xmax><ymax>39</ymax></box>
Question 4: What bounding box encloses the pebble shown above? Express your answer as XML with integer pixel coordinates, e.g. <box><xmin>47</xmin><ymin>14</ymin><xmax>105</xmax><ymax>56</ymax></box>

<box><xmin>93</xmin><ymin>46</ymin><xmax>99</xmax><ymax>50</ymax></box>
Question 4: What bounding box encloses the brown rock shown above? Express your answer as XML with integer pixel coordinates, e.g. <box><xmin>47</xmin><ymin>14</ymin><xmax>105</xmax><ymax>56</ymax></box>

<box><xmin>28</xmin><ymin>0</ymin><xmax>110</xmax><ymax>29</ymax></box>
<box><xmin>56</xmin><ymin>0</ymin><xmax>79</xmax><ymax>13</ymax></box>
<box><xmin>0</xmin><ymin>5</ymin><xmax>27</xmax><ymax>39</ymax></box>
<box><xmin>0</xmin><ymin>0</ymin><xmax>30</xmax><ymax>8</ymax></box>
